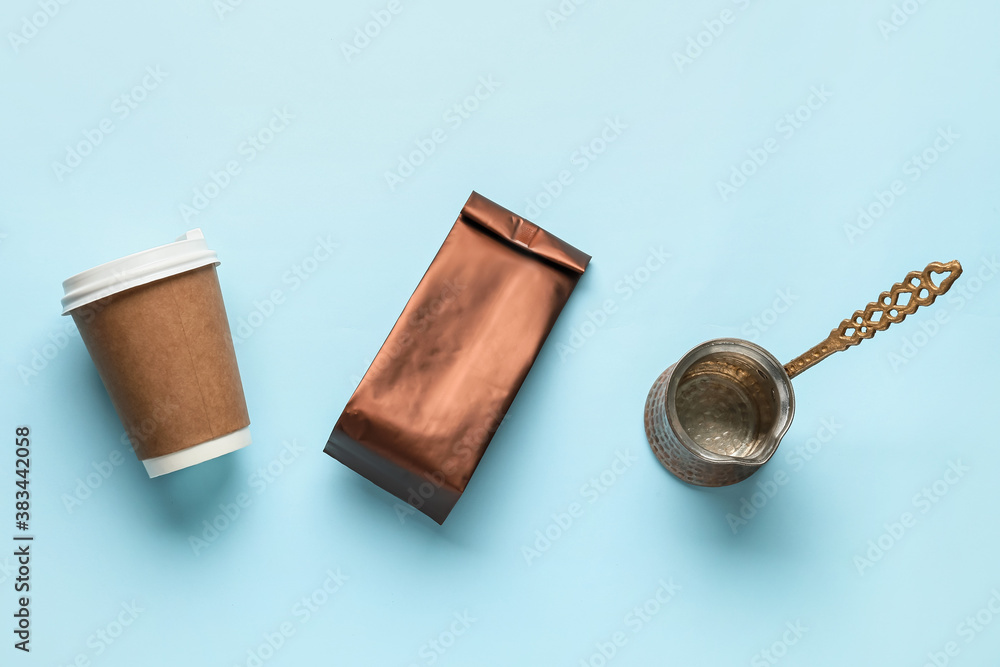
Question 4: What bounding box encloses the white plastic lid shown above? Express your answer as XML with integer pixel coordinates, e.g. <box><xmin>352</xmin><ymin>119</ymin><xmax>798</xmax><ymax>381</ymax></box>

<box><xmin>61</xmin><ymin>229</ymin><xmax>220</xmax><ymax>315</ymax></box>
<box><xmin>142</xmin><ymin>427</ymin><xmax>252</xmax><ymax>478</ymax></box>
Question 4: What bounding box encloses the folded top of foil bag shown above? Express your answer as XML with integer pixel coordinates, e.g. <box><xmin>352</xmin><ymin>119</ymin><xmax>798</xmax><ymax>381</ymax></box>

<box><xmin>325</xmin><ymin>191</ymin><xmax>590</xmax><ymax>524</ymax></box>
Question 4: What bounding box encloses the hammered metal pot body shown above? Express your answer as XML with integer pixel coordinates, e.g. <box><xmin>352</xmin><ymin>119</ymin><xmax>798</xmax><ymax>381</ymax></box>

<box><xmin>644</xmin><ymin>339</ymin><xmax>795</xmax><ymax>487</ymax></box>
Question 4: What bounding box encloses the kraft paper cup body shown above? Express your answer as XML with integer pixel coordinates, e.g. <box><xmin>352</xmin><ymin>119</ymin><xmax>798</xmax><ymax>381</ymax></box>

<box><xmin>62</xmin><ymin>230</ymin><xmax>251</xmax><ymax>477</ymax></box>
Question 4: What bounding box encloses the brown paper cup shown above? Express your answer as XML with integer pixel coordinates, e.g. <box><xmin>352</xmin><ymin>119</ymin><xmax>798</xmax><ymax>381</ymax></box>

<box><xmin>62</xmin><ymin>230</ymin><xmax>251</xmax><ymax>477</ymax></box>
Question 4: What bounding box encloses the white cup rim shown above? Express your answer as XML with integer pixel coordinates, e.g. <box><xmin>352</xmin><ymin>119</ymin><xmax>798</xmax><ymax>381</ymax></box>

<box><xmin>61</xmin><ymin>229</ymin><xmax>220</xmax><ymax>315</ymax></box>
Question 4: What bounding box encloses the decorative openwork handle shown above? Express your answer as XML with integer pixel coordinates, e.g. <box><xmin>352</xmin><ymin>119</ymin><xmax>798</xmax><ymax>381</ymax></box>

<box><xmin>783</xmin><ymin>260</ymin><xmax>963</xmax><ymax>379</ymax></box>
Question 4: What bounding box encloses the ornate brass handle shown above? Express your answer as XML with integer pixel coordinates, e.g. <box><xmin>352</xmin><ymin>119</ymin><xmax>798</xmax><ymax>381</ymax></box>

<box><xmin>783</xmin><ymin>260</ymin><xmax>963</xmax><ymax>379</ymax></box>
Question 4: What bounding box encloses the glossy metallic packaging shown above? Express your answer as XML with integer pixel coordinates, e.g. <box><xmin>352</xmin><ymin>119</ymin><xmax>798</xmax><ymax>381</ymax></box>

<box><xmin>325</xmin><ymin>192</ymin><xmax>590</xmax><ymax>523</ymax></box>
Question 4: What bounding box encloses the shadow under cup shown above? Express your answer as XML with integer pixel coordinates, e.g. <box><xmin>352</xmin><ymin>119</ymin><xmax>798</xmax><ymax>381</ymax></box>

<box><xmin>644</xmin><ymin>339</ymin><xmax>794</xmax><ymax>487</ymax></box>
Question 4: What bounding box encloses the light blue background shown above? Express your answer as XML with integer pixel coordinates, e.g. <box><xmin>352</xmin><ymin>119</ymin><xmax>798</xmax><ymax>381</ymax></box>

<box><xmin>2</xmin><ymin>0</ymin><xmax>999</xmax><ymax>665</ymax></box>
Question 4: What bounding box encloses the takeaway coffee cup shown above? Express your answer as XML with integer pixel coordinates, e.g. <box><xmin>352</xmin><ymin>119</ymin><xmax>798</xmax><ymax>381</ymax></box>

<box><xmin>61</xmin><ymin>229</ymin><xmax>251</xmax><ymax>477</ymax></box>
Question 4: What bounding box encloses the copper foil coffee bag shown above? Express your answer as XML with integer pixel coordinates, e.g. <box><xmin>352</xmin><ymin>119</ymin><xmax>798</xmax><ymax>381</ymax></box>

<box><xmin>325</xmin><ymin>192</ymin><xmax>590</xmax><ymax>523</ymax></box>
